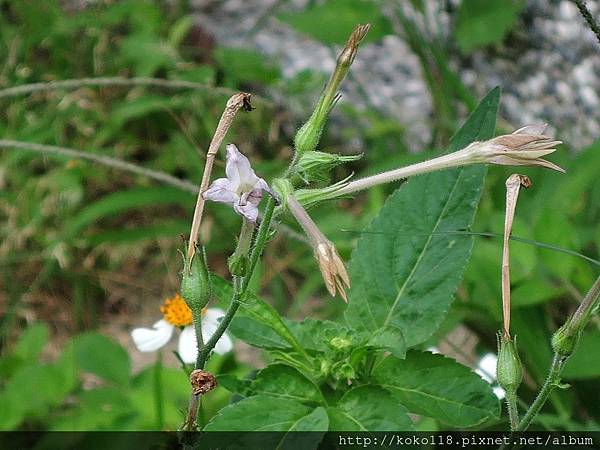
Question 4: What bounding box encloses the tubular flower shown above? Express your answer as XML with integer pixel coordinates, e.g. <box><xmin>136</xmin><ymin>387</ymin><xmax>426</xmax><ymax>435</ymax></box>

<box><xmin>286</xmin><ymin>194</ymin><xmax>350</xmax><ymax>302</ymax></box>
<box><xmin>131</xmin><ymin>294</ymin><xmax>232</xmax><ymax>363</ymax></box>
<box><xmin>464</xmin><ymin>124</ymin><xmax>564</xmax><ymax>172</ymax></box>
<box><xmin>203</xmin><ymin>144</ymin><xmax>273</xmax><ymax>222</ymax></box>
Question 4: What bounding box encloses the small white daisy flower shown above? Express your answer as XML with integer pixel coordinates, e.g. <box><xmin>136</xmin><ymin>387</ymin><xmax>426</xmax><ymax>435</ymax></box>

<box><xmin>131</xmin><ymin>294</ymin><xmax>232</xmax><ymax>363</ymax></box>
<box><xmin>202</xmin><ymin>144</ymin><xmax>273</xmax><ymax>222</ymax></box>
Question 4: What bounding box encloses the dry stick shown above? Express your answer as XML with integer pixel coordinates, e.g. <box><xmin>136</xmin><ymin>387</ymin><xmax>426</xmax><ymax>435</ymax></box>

<box><xmin>571</xmin><ymin>0</ymin><xmax>600</xmax><ymax>45</ymax></box>
<box><xmin>182</xmin><ymin>93</ymin><xmax>251</xmax><ymax>431</ymax></box>
<box><xmin>502</xmin><ymin>174</ymin><xmax>531</xmax><ymax>338</ymax></box>
<box><xmin>186</xmin><ymin>92</ymin><xmax>253</xmax><ymax>261</ymax></box>
<box><xmin>0</xmin><ymin>139</ymin><xmax>199</xmax><ymax>194</ymax></box>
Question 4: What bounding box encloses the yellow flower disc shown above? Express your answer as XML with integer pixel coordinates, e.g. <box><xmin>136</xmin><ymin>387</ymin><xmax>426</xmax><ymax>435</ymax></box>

<box><xmin>160</xmin><ymin>294</ymin><xmax>193</xmax><ymax>327</ymax></box>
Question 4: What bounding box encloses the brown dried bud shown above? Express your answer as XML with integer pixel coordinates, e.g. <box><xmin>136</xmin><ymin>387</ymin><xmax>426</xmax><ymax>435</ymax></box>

<box><xmin>466</xmin><ymin>124</ymin><xmax>564</xmax><ymax>172</ymax></box>
<box><xmin>190</xmin><ymin>369</ymin><xmax>217</xmax><ymax>396</ymax></box>
<box><xmin>315</xmin><ymin>241</ymin><xmax>351</xmax><ymax>303</ymax></box>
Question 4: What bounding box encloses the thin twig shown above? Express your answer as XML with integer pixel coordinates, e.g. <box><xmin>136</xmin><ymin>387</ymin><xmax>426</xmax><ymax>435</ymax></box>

<box><xmin>0</xmin><ymin>139</ymin><xmax>198</xmax><ymax>194</ymax></box>
<box><xmin>186</xmin><ymin>92</ymin><xmax>253</xmax><ymax>260</ymax></box>
<box><xmin>0</xmin><ymin>76</ymin><xmax>264</xmax><ymax>101</ymax></box>
<box><xmin>572</xmin><ymin>0</ymin><xmax>600</xmax><ymax>45</ymax></box>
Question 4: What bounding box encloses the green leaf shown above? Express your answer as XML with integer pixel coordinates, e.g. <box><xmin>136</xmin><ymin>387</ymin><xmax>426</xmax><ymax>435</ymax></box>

<box><xmin>14</xmin><ymin>322</ymin><xmax>49</xmax><ymax>361</ymax></box>
<box><xmin>63</xmin><ymin>187</ymin><xmax>191</xmax><ymax>242</ymax></box>
<box><xmin>251</xmin><ymin>364</ymin><xmax>323</xmax><ymax>404</ymax></box>
<box><xmin>212</xmin><ymin>277</ymin><xmax>306</xmax><ymax>355</ymax></box>
<box><xmin>345</xmin><ymin>88</ymin><xmax>500</xmax><ymax>348</ymax></box>
<box><xmin>69</xmin><ymin>333</ymin><xmax>131</xmax><ymax>386</ymax></box>
<box><xmin>286</xmin><ymin>318</ymin><xmax>349</xmax><ymax>352</ymax></box>
<box><xmin>328</xmin><ymin>385</ymin><xmax>414</xmax><ymax>431</ymax></box>
<box><xmin>455</xmin><ymin>0</ymin><xmax>525</xmax><ymax>53</ymax></box>
<box><xmin>203</xmin><ymin>395</ymin><xmax>316</xmax><ymax>431</ymax></box>
<box><xmin>366</xmin><ymin>325</ymin><xmax>406</xmax><ymax>359</ymax></box>
<box><xmin>373</xmin><ymin>351</ymin><xmax>500</xmax><ymax>427</ymax></box>
<box><xmin>562</xmin><ymin>329</ymin><xmax>600</xmax><ymax>379</ymax></box>
<box><xmin>278</xmin><ymin>0</ymin><xmax>392</xmax><ymax>45</ymax></box>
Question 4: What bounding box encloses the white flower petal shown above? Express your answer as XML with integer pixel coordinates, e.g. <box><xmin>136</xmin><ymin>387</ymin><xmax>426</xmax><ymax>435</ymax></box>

<box><xmin>513</xmin><ymin>124</ymin><xmax>548</xmax><ymax>135</ymax></box>
<box><xmin>202</xmin><ymin>309</ymin><xmax>233</xmax><ymax>355</ymax></box>
<box><xmin>204</xmin><ymin>308</ymin><xmax>226</xmax><ymax>323</ymax></box>
<box><xmin>225</xmin><ymin>144</ymin><xmax>259</xmax><ymax>189</ymax></box>
<box><xmin>131</xmin><ymin>320</ymin><xmax>174</xmax><ymax>353</ymax></box>
<box><xmin>203</xmin><ymin>178</ymin><xmax>239</xmax><ymax>204</ymax></box>
<box><xmin>178</xmin><ymin>326</ymin><xmax>198</xmax><ymax>364</ymax></box>
<box><xmin>233</xmin><ymin>202</ymin><xmax>259</xmax><ymax>222</ymax></box>
<box><xmin>213</xmin><ymin>331</ymin><xmax>233</xmax><ymax>355</ymax></box>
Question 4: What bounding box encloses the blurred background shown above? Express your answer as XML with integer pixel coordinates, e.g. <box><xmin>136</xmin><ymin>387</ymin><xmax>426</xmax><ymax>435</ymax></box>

<box><xmin>1</xmin><ymin>0</ymin><xmax>599</xmax><ymax>431</ymax></box>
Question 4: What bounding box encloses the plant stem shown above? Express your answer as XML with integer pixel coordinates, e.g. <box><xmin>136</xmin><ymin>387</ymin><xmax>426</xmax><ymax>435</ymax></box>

<box><xmin>333</xmin><ymin>148</ymin><xmax>472</xmax><ymax>196</ymax></box>
<box><xmin>0</xmin><ymin>139</ymin><xmax>199</xmax><ymax>194</ymax></box>
<box><xmin>196</xmin><ymin>198</ymin><xmax>276</xmax><ymax>369</ymax></box>
<box><xmin>0</xmin><ymin>76</ymin><xmax>262</xmax><ymax>101</ymax></box>
<box><xmin>516</xmin><ymin>355</ymin><xmax>564</xmax><ymax>431</ymax></box>
<box><xmin>187</xmin><ymin>93</ymin><xmax>252</xmax><ymax>260</ymax></box>
<box><xmin>192</xmin><ymin>309</ymin><xmax>206</xmax><ymax>369</ymax></box>
<box><xmin>505</xmin><ymin>391</ymin><xmax>519</xmax><ymax>431</ymax></box>
<box><xmin>571</xmin><ymin>0</ymin><xmax>600</xmax><ymax>45</ymax></box>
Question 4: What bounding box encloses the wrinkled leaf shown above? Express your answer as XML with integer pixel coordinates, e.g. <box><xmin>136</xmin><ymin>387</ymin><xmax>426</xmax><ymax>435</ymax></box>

<box><xmin>345</xmin><ymin>88</ymin><xmax>499</xmax><ymax>348</ymax></box>
<box><xmin>373</xmin><ymin>351</ymin><xmax>500</xmax><ymax>427</ymax></box>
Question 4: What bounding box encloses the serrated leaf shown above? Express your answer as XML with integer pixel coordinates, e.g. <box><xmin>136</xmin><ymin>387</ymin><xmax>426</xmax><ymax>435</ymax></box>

<box><xmin>251</xmin><ymin>364</ymin><xmax>323</xmax><ymax>404</ymax></box>
<box><xmin>278</xmin><ymin>0</ymin><xmax>392</xmax><ymax>45</ymax></box>
<box><xmin>373</xmin><ymin>351</ymin><xmax>500</xmax><ymax>427</ymax></box>
<box><xmin>366</xmin><ymin>325</ymin><xmax>406</xmax><ymax>359</ymax></box>
<box><xmin>345</xmin><ymin>88</ymin><xmax>500</xmax><ymax>348</ymax></box>
<box><xmin>212</xmin><ymin>277</ymin><xmax>306</xmax><ymax>355</ymax></box>
<box><xmin>328</xmin><ymin>385</ymin><xmax>414</xmax><ymax>431</ymax></box>
<box><xmin>203</xmin><ymin>395</ymin><xmax>315</xmax><ymax>432</ymax></box>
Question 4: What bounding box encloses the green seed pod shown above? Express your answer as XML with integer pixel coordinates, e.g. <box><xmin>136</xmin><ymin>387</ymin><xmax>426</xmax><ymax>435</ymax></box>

<box><xmin>227</xmin><ymin>253</ymin><xmax>248</xmax><ymax>277</ymax></box>
<box><xmin>294</xmin><ymin>113</ymin><xmax>325</xmax><ymax>156</ymax></box>
<box><xmin>496</xmin><ymin>334</ymin><xmax>523</xmax><ymax>393</ymax></box>
<box><xmin>181</xmin><ymin>245</ymin><xmax>211</xmax><ymax>311</ymax></box>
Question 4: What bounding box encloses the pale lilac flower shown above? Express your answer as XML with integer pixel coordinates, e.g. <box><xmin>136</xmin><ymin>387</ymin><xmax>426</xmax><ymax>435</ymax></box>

<box><xmin>202</xmin><ymin>144</ymin><xmax>272</xmax><ymax>222</ymax></box>
<box><xmin>131</xmin><ymin>294</ymin><xmax>232</xmax><ymax>363</ymax></box>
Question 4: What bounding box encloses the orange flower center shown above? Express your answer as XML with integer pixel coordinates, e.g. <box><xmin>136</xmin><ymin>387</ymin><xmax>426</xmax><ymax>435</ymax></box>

<box><xmin>160</xmin><ymin>294</ymin><xmax>193</xmax><ymax>327</ymax></box>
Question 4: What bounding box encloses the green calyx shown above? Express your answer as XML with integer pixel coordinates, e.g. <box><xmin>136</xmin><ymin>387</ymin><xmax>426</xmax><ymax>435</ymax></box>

<box><xmin>181</xmin><ymin>245</ymin><xmax>211</xmax><ymax>311</ymax></box>
<box><xmin>298</xmin><ymin>151</ymin><xmax>362</xmax><ymax>182</ymax></box>
<box><xmin>496</xmin><ymin>334</ymin><xmax>523</xmax><ymax>393</ymax></box>
<box><xmin>551</xmin><ymin>320</ymin><xmax>583</xmax><ymax>358</ymax></box>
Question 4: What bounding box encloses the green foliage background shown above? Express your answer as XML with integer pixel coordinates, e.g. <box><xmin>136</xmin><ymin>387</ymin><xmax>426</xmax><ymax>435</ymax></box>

<box><xmin>0</xmin><ymin>0</ymin><xmax>599</xmax><ymax>433</ymax></box>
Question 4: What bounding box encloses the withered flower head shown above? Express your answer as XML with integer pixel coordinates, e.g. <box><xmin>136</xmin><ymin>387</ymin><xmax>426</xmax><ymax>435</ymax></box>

<box><xmin>286</xmin><ymin>194</ymin><xmax>350</xmax><ymax>302</ymax></box>
<box><xmin>466</xmin><ymin>124</ymin><xmax>564</xmax><ymax>172</ymax></box>
<box><xmin>315</xmin><ymin>241</ymin><xmax>351</xmax><ymax>303</ymax></box>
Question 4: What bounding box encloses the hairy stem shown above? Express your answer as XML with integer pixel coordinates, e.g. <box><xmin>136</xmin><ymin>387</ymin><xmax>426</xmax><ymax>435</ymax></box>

<box><xmin>506</xmin><ymin>391</ymin><xmax>519</xmax><ymax>431</ymax></box>
<box><xmin>196</xmin><ymin>198</ymin><xmax>276</xmax><ymax>369</ymax></box>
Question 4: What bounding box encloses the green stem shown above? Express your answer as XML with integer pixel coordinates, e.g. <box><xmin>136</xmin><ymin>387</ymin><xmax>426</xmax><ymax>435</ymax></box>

<box><xmin>516</xmin><ymin>355</ymin><xmax>564</xmax><ymax>431</ymax></box>
<box><xmin>505</xmin><ymin>391</ymin><xmax>519</xmax><ymax>431</ymax></box>
<box><xmin>192</xmin><ymin>309</ymin><xmax>205</xmax><ymax>369</ymax></box>
<box><xmin>196</xmin><ymin>198</ymin><xmax>276</xmax><ymax>369</ymax></box>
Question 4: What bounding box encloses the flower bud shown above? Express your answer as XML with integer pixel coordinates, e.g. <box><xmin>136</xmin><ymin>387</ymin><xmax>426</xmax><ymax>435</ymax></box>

<box><xmin>333</xmin><ymin>361</ymin><xmax>356</xmax><ymax>382</ymax></box>
<box><xmin>227</xmin><ymin>253</ymin><xmax>248</xmax><ymax>277</ymax></box>
<box><xmin>298</xmin><ymin>151</ymin><xmax>362</xmax><ymax>182</ymax></box>
<box><xmin>181</xmin><ymin>244</ymin><xmax>211</xmax><ymax>311</ymax></box>
<box><xmin>330</xmin><ymin>336</ymin><xmax>352</xmax><ymax>352</ymax></box>
<box><xmin>551</xmin><ymin>321</ymin><xmax>583</xmax><ymax>358</ymax></box>
<box><xmin>271</xmin><ymin>178</ymin><xmax>294</xmax><ymax>208</ymax></box>
<box><xmin>496</xmin><ymin>334</ymin><xmax>523</xmax><ymax>393</ymax></box>
<box><xmin>293</xmin><ymin>24</ymin><xmax>369</xmax><ymax>156</ymax></box>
